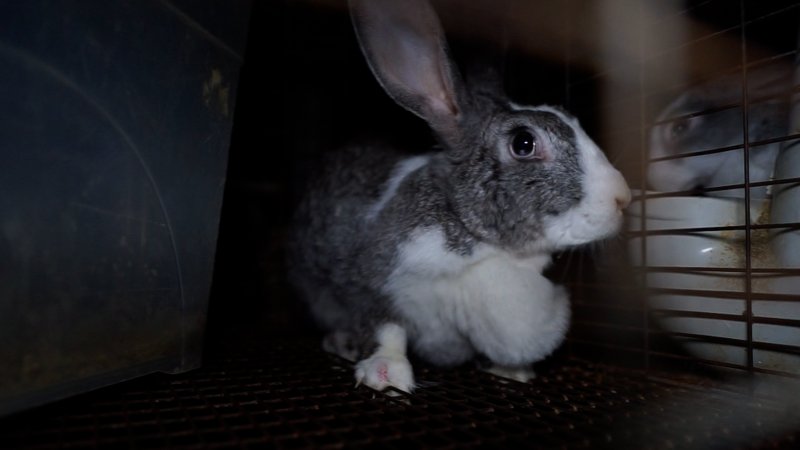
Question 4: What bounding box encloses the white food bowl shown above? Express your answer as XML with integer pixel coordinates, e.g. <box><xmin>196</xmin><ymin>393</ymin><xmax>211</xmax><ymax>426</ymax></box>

<box><xmin>627</xmin><ymin>192</ymin><xmax>800</xmax><ymax>374</ymax></box>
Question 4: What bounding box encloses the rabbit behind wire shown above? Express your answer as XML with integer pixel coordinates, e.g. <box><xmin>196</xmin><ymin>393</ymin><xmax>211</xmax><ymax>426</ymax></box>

<box><xmin>287</xmin><ymin>0</ymin><xmax>631</xmax><ymax>393</ymax></box>
<box><xmin>647</xmin><ymin>64</ymin><xmax>792</xmax><ymax>198</ymax></box>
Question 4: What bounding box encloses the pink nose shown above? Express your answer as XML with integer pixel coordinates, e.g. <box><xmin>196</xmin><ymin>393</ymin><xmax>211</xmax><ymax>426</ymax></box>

<box><xmin>615</xmin><ymin>188</ymin><xmax>632</xmax><ymax>210</ymax></box>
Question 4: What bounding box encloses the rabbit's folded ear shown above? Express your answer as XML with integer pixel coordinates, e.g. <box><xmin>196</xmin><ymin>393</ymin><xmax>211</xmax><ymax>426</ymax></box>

<box><xmin>349</xmin><ymin>0</ymin><xmax>464</xmax><ymax>137</ymax></box>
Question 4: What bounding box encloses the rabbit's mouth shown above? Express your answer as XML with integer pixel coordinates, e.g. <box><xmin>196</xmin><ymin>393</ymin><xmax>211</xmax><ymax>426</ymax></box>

<box><xmin>541</xmin><ymin>207</ymin><xmax>626</xmax><ymax>251</ymax></box>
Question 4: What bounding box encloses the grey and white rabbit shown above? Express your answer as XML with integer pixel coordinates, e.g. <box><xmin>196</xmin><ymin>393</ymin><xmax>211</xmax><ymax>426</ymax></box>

<box><xmin>647</xmin><ymin>64</ymin><xmax>792</xmax><ymax>198</ymax></box>
<box><xmin>287</xmin><ymin>0</ymin><xmax>631</xmax><ymax>393</ymax></box>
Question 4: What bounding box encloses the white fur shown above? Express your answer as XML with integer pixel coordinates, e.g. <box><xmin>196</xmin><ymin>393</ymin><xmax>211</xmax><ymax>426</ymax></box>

<box><xmin>486</xmin><ymin>366</ymin><xmax>537</xmax><ymax>383</ymax></box>
<box><xmin>384</xmin><ymin>228</ymin><xmax>571</xmax><ymax>368</ymax></box>
<box><xmin>365</xmin><ymin>155</ymin><xmax>431</xmax><ymax>221</ymax></box>
<box><xmin>511</xmin><ymin>104</ymin><xmax>631</xmax><ymax>248</ymax></box>
<box><xmin>355</xmin><ymin>323</ymin><xmax>415</xmax><ymax>392</ymax></box>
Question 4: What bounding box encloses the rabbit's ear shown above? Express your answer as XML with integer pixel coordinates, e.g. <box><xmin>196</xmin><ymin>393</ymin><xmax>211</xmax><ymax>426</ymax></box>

<box><xmin>350</xmin><ymin>0</ymin><xmax>464</xmax><ymax>136</ymax></box>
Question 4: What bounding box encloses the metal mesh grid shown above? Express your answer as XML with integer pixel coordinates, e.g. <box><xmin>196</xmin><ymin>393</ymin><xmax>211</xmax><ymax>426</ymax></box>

<box><xmin>564</xmin><ymin>0</ymin><xmax>800</xmax><ymax>379</ymax></box>
<box><xmin>0</xmin><ymin>338</ymin><xmax>797</xmax><ymax>449</ymax></box>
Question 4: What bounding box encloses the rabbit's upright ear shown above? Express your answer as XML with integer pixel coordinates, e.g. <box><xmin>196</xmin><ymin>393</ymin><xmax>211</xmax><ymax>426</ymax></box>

<box><xmin>349</xmin><ymin>0</ymin><xmax>464</xmax><ymax>136</ymax></box>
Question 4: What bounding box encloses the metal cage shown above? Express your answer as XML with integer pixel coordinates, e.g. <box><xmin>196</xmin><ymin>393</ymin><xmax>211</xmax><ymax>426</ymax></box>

<box><xmin>1</xmin><ymin>1</ymin><xmax>799</xmax><ymax>448</ymax></box>
<box><xmin>566</xmin><ymin>0</ymin><xmax>800</xmax><ymax>382</ymax></box>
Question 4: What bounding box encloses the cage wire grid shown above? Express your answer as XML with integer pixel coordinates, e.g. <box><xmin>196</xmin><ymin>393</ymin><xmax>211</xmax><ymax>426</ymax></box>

<box><xmin>564</xmin><ymin>0</ymin><xmax>800</xmax><ymax>380</ymax></box>
<box><xmin>3</xmin><ymin>0</ymin><xmax>800</xmax><ymax>448</ymax></box>
<box><xmin>0</xmin><ymin>338</ymin><xmax>797</xmax><ymax>449</ymax></box>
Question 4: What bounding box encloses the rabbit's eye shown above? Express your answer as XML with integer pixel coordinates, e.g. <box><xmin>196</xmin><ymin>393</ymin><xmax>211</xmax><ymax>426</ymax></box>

<box><xmin>667</xmin><ymin>116</ymin><xmax>699</xmax><ymax>141</ymax></box>
<box><xmin>510</xmin><ymin>129</ymin><xmax>540</xmax><ymax>160</ymax></box>
<box><xmin>670</xmin><ymin>120</ymin><xmax>688</xmax><ymax>138</ymax></box>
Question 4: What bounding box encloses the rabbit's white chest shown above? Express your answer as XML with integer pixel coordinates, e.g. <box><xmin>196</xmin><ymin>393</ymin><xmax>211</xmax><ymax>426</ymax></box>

<box><xmin>383</xmin><ymin>228</ymin><xmax>570</xmax><ymax>367</ymax></box>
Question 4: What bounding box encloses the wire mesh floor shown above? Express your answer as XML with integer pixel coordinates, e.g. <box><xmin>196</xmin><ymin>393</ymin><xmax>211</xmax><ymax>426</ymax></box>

<box><xmin>0</xmin><ymin>337</ymin><xmax>798</xmax><ymax>449</ymax></box>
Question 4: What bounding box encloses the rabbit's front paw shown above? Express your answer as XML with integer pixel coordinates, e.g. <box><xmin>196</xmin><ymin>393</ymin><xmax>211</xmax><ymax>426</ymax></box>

<box><xmin>355</xmin><ymin>354</ymin><xmax>415</xmax><ymax>393</ymax></box>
